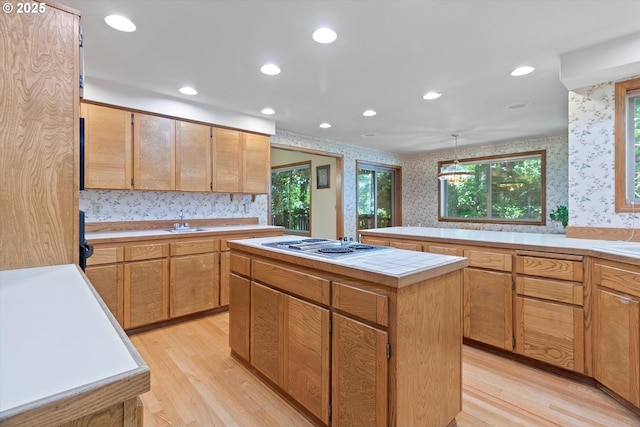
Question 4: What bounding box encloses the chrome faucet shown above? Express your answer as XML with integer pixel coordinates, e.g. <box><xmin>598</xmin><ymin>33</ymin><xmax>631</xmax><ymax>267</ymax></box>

<box><xmin>175</xmin><ymin>210</ymin><xmax>189</xmax><ymax>229</ymax></box>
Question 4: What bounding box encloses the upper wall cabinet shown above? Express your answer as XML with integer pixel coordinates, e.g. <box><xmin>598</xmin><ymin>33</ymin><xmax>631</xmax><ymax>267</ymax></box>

<box><xmin>176</xmin><ymin>121</ymin><xmax>212</xmax><ymax>192</ymax></box>
<box><xmin>82</xmin><ymin>103</ymin><xmax>270</xmax><ymax>194</ymax></box>
<box><xmin>133</xmin><ymin>113</ymin><xmax>176</xmax><ymax>191</ymax></box>
<box><xmin>212</xmin><ymin>128</ymin><xmax>242</xmax><ymax>193</ymax></box>
<box><xmin>82</xmin><ymin>103</ymin><xmax>132</xmax><ymax>190</ymax></box>
<box><xmin>243</xmin><ymin>133</ymin><xmax>270</xmax><ymax>194</ymax></box>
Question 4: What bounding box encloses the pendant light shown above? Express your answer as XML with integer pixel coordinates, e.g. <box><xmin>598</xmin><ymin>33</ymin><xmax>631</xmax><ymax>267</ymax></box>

<box><xmin>438</xmin><ymin>134</ymin><xmax>474</xmax><ymax>185</ymax></box>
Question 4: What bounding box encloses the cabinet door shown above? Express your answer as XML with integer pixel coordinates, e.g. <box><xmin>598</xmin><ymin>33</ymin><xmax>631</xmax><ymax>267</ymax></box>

<box><xmin>176</xmin><ymin>121</ymin><xmax>211</xmax><ymax>192</ymax></box>
<box><xmin>515</xmin><ymin>297</ymin><xmax>584</xmax><ymax>372</ymax></box>
<box><xmin>133</xmin><ymin>113</ymin><xmax>175</xmax><ymax>190</ymax></box>
<box><xmin>251</xmin><ymin>282</ymin><xmax>284</xmax><ymax>387</ymax></box>
<box><xmin>463</xmin><ymin>268</ymin><xmax>513</xmax><ymax>350</ymax></box>
<box><xmin>220</xmin><ymin>251</ymin><xmax>230</xmax><ymax>306</ymax></box>
<box><xmin>124</xmin><ymin>259</ymin><xmax>169</xmax><ymax>329</ymax></box>
<box><xmin>85</xmin><ymin>264</ymin><xmax>124</xmax><ymax>326</ymax></box>
<box><xmin>594</xmin><ymin>288</ymin><xmax>640</xmax><ymax>407</ymax></box>
<box><xmin>229</xmin><ymin>273</ymin><xmax>250</xmax><ymax>360</ymax></box>
<box><xmin>332</xmin><ymin>313</ymin><xmax>388</xmax><ymax>427</ymax></box>
<box><xmin>170</xmin><ymin>253</ymin><xmax>218</xmax><ymax>318</ymax></box>
<box><xmin>242</xmin><ymin>133</ymin><xmax>270</xmax><ymax>194</ymax></box>
<box><xmin>212</xmin><ymin>128</ymin><xmax>242</xmax><ymax>193</ymax></box>
<box><xmin>284</xmin><ymin>296</ymin><xmax>330</xmax><ymax>424</ymax></box>
<box><xmin>82</xmin><ymin>104</ymin><xmax>132</xmax><ymax>190</ymax></box>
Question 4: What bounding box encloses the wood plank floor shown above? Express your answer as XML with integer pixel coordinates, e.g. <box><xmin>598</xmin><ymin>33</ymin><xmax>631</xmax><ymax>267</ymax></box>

<box><xmin>129</xmin><ymin>313</ymin><xmax>640</xmax><ymax>427</ymax></box>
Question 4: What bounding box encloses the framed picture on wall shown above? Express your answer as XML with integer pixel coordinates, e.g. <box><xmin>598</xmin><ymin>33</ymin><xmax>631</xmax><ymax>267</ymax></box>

<box><xmin>316</xmin><ymin>165</ymin><xmax>330</xmax><ymax>189</ymax></box>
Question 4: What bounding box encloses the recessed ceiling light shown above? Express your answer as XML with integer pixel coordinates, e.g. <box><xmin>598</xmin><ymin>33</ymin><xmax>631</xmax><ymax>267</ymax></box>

<box><xmin>104</xmin><ymin>15</ymin><xmax>136</xmax><ymax>32</ymax></box>
<box><xmin>261</xmin><ymin>108</ymin><xmax>275</xmax><ymax>115</ymax></box>
<box><xmin>511</xmin><ymin>66</ymin><xmax>535</xmax><ymax>76</ymax></box>
<box><xmin>312</xmin><ymin>28</ymin><xmax>337</xmax><ymax>44</ymax></box>
<box><xmin>504</xmin><ymin>102</ymin><xmax>531</xmax><ymax>110</ymax></box>
<box><xmin>362</xmin><ymin>110</ymin><xmax>377</xmax><ymax>117</ymax></box>
<box><xmin>423</xmin><ymin>91</ymin><xmax>441</xmax><ymax>100</ymax></box>
<box><xmin>361</xmin><ymin>133</ymin><xmax>378</xmax><ymax>138</ymax></box>
<box><xmin>260</xmin><ymin>63</ymin><xmax>281</xmax><ymax>75</ymax></box>
<box><xmin>319</xmin><ymin>122</ymin><xmax>331</xmax><ymax>129</ymax></box>
<box><xmin>179</xmin><ymin>86</ymin><xmax>197</xmax><ymax>95</ymax></box>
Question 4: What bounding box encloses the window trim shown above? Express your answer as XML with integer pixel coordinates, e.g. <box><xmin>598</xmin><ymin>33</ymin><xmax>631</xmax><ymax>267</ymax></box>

<box><xmin>437</xmin><ymin>150</ymin><xmax>546</xmax><ymax>225</ymax></box>
<box><xmin>356</xmin><ymin>160</ymin><xmax>402</xmax><ymax>233</ymax></box>
<box><xmin>271</xmin><ymin>160</ymin><xmax>312</xmax><ymax>236</ymax></box>
<box><xmin>615</xmin><ymin>77</ymin><xmax>640</xmax><ymax>212</ymax></box>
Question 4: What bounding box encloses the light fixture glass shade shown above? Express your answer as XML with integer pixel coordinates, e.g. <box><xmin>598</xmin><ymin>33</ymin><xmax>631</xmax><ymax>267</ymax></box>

<box><xmin>438</xmin><ymin>134</ymin><xmax>474</xmax><ymax>185</ymax></box>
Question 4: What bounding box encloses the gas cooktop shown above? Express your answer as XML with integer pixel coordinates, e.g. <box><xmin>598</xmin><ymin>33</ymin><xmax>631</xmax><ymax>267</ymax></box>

<box><xmin>262</xmin><ymin>238</ymin><xmax>392</xmax><ymax>258</ymax></box>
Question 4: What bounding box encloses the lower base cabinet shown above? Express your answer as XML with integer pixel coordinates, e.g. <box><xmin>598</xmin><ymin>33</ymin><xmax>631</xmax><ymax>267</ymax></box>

<box><xmin>228</xmin><ymin>273</ymin><xmax>250</xmax><ymax>360</ymax></box>
<box><xmin>124</xmin><ymin>259</ymin><xmax>169</xmax><ymax>329</ymax></box>
<box><xmin>332</xmin><ymin>313</ymin><xmax>387</xmax><ymax>427</ymax></box>
<box><xmin>170</xmin><ymin>252</ymin><xmax>219</xmax><ymax>318</ymax></box>
<box><xmin>85</xmin><ymin>264</ymin><xmax>124</xmax><ymax>325</ymax></box>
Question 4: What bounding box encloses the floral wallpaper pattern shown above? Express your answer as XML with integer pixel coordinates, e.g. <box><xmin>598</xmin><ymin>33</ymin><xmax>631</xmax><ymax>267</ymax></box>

<box><xmin>568</xmin><ymin>82</ymin><xmax>637</xmax><ymax>229</ymax></box>
<box><xmin>80</xmin><ymin>191</ymin><xmax>268</xmax><ymax>224</ymax></box>
<box><xmin>402</xmin><ymin>135</ymin><xmax>569</xmax><ymax>234</ymax></box>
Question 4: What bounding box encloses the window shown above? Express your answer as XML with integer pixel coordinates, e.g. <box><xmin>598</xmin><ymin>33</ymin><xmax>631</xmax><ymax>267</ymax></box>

<box><xmin>439</xmin><ymin>151</ymin><xmax>545</xmax><ymax>224</ymax></box>
<box><xmin>271</xmin><ymin>162</ymin><xmax>310</xmax><ymax>234</ymax></box>
<box><xmin>357</xmin><ymin>162</ymin><xmax>401</xmax><ymax>231</ymax></box>
<box><xmin>615</xmin><ymin>77</ymin><xmax>640</xmax><ymax>212</ymax></box>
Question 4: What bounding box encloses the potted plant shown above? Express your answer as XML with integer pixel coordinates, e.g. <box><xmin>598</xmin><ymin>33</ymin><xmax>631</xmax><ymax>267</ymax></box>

<box><xmin>550</xmin><ymin>205</ymin><xmax>569</xmax><ymax>228</ymax></box>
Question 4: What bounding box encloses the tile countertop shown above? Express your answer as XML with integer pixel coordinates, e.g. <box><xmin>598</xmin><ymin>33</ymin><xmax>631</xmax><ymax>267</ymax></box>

<box><xmin>0</xmin><ymin>264</ymin><xmax>149</xmax><ymax>424</ymax></box>
<box><xmin>360</xmin><ymin>226</ymin><xmax>640</xmax><ymax>263</ymax></box>
<box><xmin>86</xmin><ymin>224</ymin><xmax>283</xmax><ymax>243</ymax></box>
<box><xmin>227</xmin><ymin>235</ymin><xmax>469</xmax><ymax>289</ymax></box>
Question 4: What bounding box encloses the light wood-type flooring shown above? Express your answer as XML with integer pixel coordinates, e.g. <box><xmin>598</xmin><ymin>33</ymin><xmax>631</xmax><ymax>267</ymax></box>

<box><xmin>129</xmin><ymin>313</ymin><xmax>639</xmax><ymax>427</ymax></box>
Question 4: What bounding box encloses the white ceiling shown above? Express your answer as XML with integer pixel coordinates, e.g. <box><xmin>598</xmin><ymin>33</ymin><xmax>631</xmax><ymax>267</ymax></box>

<box><xmin>63</xmin><ymin>0</ymin><xmax>640</xmax><ymax>154</ymax></box>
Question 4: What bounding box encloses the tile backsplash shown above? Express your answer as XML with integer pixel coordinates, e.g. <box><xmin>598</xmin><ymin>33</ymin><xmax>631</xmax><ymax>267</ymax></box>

<box><xmin>79</xmin><ymin>190</ymin><xmax>268</xmax><ymax>224</ymax></box>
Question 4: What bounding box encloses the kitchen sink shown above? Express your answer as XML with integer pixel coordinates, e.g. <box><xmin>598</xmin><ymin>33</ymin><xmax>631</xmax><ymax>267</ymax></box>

<box><xmin>165</xmin><ymin>228</ymin><xmax>208</xmax><ymax>233</ymax></box>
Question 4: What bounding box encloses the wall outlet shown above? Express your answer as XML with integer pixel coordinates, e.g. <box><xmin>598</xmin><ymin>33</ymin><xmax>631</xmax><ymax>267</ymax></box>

<box><xmin>93</xmin><ymin>202</ymin><xmax>102</xmax><ymax>216</ymax></box>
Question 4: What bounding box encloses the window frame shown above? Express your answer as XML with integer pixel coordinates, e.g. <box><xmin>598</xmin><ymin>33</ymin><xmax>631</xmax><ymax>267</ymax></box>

<box><xmin>615</xmin><ymin>77</ymin><xmax>640</xmax><ymax>212</ymax></box>
<box><xmin>270</xmin><ymin>161</ymin><xmax>312</xmax><ymax>236</ymax></box>
<box><xmin>437</xmin><ymin>150</ymin><xmax>546</xmax><ymax>225</ymax></box>
<box><xmin>356</xmin><ymin>161</ymin><xmax>402</xmax><ymax>233</ymax></box>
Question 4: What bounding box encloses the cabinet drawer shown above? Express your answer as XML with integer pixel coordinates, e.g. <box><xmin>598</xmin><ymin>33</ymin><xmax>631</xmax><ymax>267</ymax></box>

<box><xmin>230</xmin><ymin>253</ymin><xmax>251</xmax><ymax>277</ymax></box>
<box><xmin>253</xmin><ymin>259</ymin><xmax>330</xmax><ymax>305</ymax></box>
<box><xmin>516</xmin><ymin>276</ymin><xmax>583</xmax><ymax>306</ymax></box>
<box><xmin>124</xmin><ymin>244</ymin><xmax>169</xmax><ymax>261</ymax></box>
<box><xmin>360</xmin><ymin>238</ymin><xmax>389</xmax><ymax>246</ymax></box>
<box><xmin>516</xmin><ymin>255</ymin><xmax>583</xmax><ymax>282</ymax></box>
<box><xmin>170</xmin><ymin>240</ymin><xmax>218</xmax><ymax>256</ymax></box>
<box><xmin>464</xmin><ymin>249</ymin><xmax>513</xmax><ymax>272</ymax></box>
<box><xmin>87</xmin><ymin>246</ymin><xmax>124</xmax><ymax>266</ymax></box>
<box><xmin>390</xmin><ymin>241</ymin><xmax>422</xmax><ymax>251</ymax></box>
<box><xmin>426</xmin><ymin>245</ymin><xmax>464</xmax><ymax>257</ymax></box>
<box><xmin>332</xmin><ymin>282</ymin><xmax>388</xmax><ymax>327</ymax></box>
<box><xmin>594</xmin><ymin>261</ymin><xmax>640</xmax><ymax>298</ymax></box>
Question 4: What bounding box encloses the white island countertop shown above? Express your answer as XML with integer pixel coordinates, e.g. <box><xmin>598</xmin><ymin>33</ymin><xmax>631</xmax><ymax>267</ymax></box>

<box><xmin>0</xmin><ymin>264</ymin><xmax>150</xmax><ymax>427</ymax></box>
<box><xmin>360</xmin><ymin>226</ymin><xmax>640</xmax><ymax>263</ymax></box>
<box><xmin>228</xmin><ymin>235</ymin><xmax>468</xmax><ymax>288</ymax></box>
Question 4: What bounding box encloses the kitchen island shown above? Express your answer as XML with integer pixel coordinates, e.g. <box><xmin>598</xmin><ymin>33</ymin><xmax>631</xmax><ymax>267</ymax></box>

<box><xmin>0</xmin><ymin>264</ymin><xmax>150</xmax><ymax>427</ymax></box>
<box><xmin>227</xmin><ymin>236</ymin><xmax>468</xmax><ymax>427</ymax></box>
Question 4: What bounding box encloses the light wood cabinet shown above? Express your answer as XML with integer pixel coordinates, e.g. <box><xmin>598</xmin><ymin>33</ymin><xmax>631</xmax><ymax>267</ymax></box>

<box><xmin>133</xmin><ymin>113</ymin><xmax>176</xmax><ymax>190</ymax></box>
<box><xmin>593</xmin><ymin>260</ymin><xmax>640</xmax><ymax>408</ymax></box>
<box><xmin>390</xmin><ymin>241</ymin><xmax>422</xmax><ymax>251</ymax></box>
<box><xmin>463</xmin><ymin>268</ymin><xmax>513</xmax><ymax>349</ymax></box>
<box><xmin>82</xmin><ymin>103</ymin><xmax>133</xmax><ymax>190</ymax></box>
<box><xmin>228</xmin><ymin>273</ymin><xmax>251</xmax><ymax>360</ymax></box>
<box><xmin>514</xmin><ymin>252</ymin><xmax>585</xmax><ymax>372</ymax></box>
<box><xmin>1</xmin><ymin>5</ymin><xmax>79</xmax><ymax>271</ymax></box>
<box><xmin>85</xmin><ymin>264</ymin><xmax>124</xmax><ymax>325</ymax></box>
<box><xmin>251</xmin><ymin>281</ymin><xmax>284</xmax><ymax>386</ymax></box>
<box><xmin>124</xmin><ymin>259</ymin><xmax>169</xmax><ymax>329</ymax></box>
<box><xmin>176</xmin><ymin>121</ymin><xmax>211</xmax><ymax>192</ymax></box>
<box><xmin>242</xmin><ymin>133</ymin><xmax>270</xmax><ymax>194</ymax></box>
<box><xmin>220</xmin><ymin>252</ymin><xmax>230</xmax><ymax>306</ymax></box>
<box><xmin>212</xmin><ymin>128</ymin><xmax>242</xmax><ymax>193</ymax></box>
<box><xmin>332</xmin><ymin>313</ymin><xmax>387</xmax><ymax>427</ymax></box>
<box><xmin>170</xmin><ymin>239</ymin><xmax>219</xmax><ymax>318</ymax></box>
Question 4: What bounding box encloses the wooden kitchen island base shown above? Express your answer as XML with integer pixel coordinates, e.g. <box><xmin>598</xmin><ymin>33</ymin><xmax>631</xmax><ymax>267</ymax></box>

<box><xmin>228</xmin><ymin>237</ymin><xmax>468</xmax><ymax>427</ymax></box>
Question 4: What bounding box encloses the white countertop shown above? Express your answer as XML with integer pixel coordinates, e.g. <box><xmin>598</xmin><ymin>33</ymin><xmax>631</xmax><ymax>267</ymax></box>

<box><xmin>0</xmin><ymin>264</ymin><xmax>141</xmax><ymax>413</ymax></box>
<box><xmin>229</xmin><ymin>235</ymin><xmax>468</xmax><ymax>279</ymax></box>
<box><xmin>87</xmin><ymin>224</ymin><xmax>282</xmax><ymax>242</ymax></box>
<box><xmin>361</xmin><ymin>227</ymin><xmax>640</xmax><ymax>260</ymax></box>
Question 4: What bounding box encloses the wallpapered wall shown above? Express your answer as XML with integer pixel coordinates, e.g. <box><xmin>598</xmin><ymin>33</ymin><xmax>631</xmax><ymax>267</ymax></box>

<box><xmin>568</xmin><ymin>81</ymin><xmax>637</xmax><ymax>229</ymax></box>
<box><xmin>402</xmin><ymin>135</ymin><xmax>569</xmax><ymax>233</ymax></box>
